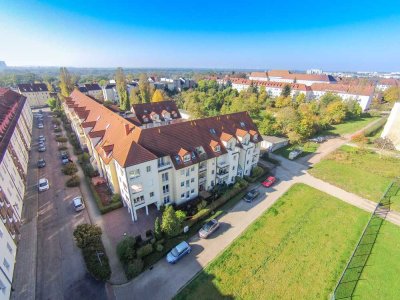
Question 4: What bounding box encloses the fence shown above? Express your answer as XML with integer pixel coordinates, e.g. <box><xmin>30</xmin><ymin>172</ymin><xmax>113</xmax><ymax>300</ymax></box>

<box><xmin>331</xmin><ymin>180</ymin><xmax>400</xmax><ymax>299</ymax></box>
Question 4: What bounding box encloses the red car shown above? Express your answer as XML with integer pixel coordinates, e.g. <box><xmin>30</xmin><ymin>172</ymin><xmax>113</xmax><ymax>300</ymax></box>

<box><xmin>262</xmin><ymin>176</ymin><xmax>276</xmax><ymax>188</ymax></box>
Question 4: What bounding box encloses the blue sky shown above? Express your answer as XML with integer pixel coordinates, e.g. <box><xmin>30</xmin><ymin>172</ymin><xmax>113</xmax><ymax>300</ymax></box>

<box><xmin>1</xmin><ymin>0</ymin><xmax>400</xmax><ymax>71</ymax></box>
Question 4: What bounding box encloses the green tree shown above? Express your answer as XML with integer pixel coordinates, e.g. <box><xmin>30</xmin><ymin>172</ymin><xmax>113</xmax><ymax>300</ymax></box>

<box><xmin>115</xmin><ymin>67</ymin><xmax>129</xmax><ymax>111</ymax></box>
<box><xmin>383</xmin><ymin>86</ymin><xmax>400</xmax><ymax>103</ymax></box>
<box><xmin>73</xmin><ymin>224</ymin><xmax>102</xmax><ymax>249</ymax></box>
<box><xmin>129</xmin><ymin>89</ymin><xmax>141</xmax><ymax>105</ymax></box>
<box><xmin>47</xmin><ymin>97</ymin><xmax>57</xmax><ymax>110</ymax></box>
<box><xmin>116</xmin><ymin>236</ymin><xmax>136</xmax><ymax>264</ymax></box>
<box><xmin>154</xmin><ymin>217</ymin><xmax>162</xmax><ymax>239</ymax></box>
<box><xmin>281</xmin><ymin>84</ymin><xmax>292</xmax><ymax>97</ymax></box>
<box><xmin>161</xmin><ymin>206</ymin><xmax>182</xmax><ymax>237</ymax></box>
<box><xmin>59</xmin><ymin>67</ymin><xmax>74</xmax><ymax>97</ymax></box>
<box><xmin>320</xmin><ymin>92</ymin><xmax>342</xmax><ymax>107</ymax></box>
<box><xmin>138</xmin><ymin>74</ymin><xmax>151</xmax><ymax>103</ymax></box>
<box><xmin>323</xmin><ymin>100</ymin><xmax>347</xmax><ymax>124</ymax></box>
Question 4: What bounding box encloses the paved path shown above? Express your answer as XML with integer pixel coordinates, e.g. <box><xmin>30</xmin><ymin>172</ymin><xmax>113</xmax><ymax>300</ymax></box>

<box><xmin>113</xmin><ymin>116</ymin><xmax>400</xmax><ymax>300</ymax></box>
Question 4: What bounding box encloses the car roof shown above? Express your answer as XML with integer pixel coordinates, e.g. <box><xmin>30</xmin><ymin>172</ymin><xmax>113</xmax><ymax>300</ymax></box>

<box><xmin>176</xmin><ymin>241</ymin><xmax>189</xmax><ymax>252</ymax></box>
<box><xmin>39</xmin><ymin>178</ymin><xmax>47</xmax><ymax>183</ymax></box>
<box><xmin>73</xmin><ymin>197</ymin><xmax>83</xmax><ymax>205</ymax></box>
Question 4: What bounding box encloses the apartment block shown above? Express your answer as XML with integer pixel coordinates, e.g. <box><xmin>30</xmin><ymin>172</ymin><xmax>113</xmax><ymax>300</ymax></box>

<box><xmin>102</xmin><ymin>84</ymin><xmax>119</xmax><ymax>104</ymax></box>
<box><xmin>79</xmin><ymin>83</ymin><xmax>104</xmax><ymax>101</ymax></box>
<box><xmin>17</xmin><ymin>83</ymin><xmax>50</xmax><ymax>108</ymax></box>
<box><xmin>249</xmin><ymin>70</ymin><xmax>336</xmax><ymax>86</ymax></box>
<box><xmin>0</xmin><ymin>88</ymin><xmax>33</xmax><ymax>300</ymax></box>
<box><xmin>63</xmin><ymin>90</ymin><xmax>261</xmax><ymax>222</ymax></box>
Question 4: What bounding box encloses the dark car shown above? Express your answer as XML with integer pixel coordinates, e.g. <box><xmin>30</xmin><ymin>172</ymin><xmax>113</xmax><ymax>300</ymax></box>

<box><xmin>37</xmin><ymin>158</ymin><xmax>46</xmax><ymax>168</ymax></box>
<box><xmin>38</xmin><ymin>135</ymin><xmax>46</xmax><ymax>142</ymax></box>
<box><xmin>38</xmin><ymin>146</ymin><xmax>46</xmax><ymax>152</ymax></box>
<box><xmin>243</xmin><ymin>189</ymin><xmax>260</xmax><ymax>202</ymax></box>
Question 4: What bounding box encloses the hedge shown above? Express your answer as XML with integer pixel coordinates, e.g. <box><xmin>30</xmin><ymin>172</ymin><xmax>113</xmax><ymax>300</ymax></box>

<box><xmin>126</xmin><ymin>259</ymin><xmax>144</xmax><ymax>280</ymax></box>
<box><xmin>244</xmin><ymin>165</ymin><xmax>268</xmax><ymax>183</ymax></box>
<box><xmin>66</xmin><ymin>175</ymin><xmax>80</xmax><ymax>187</ymax></box>
<box><xmin>86</xmin><ymin>178</ymin><xmax>123</xmax><ymax>214</ymax></box>
<box><xmin>136</xmin><ymin>244</ymin><xmax>154</xmax><ymax>259</ymax></box>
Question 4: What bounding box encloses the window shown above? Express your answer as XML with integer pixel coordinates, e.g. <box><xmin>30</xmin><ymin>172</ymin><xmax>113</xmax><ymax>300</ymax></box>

<box><xmin>186</xmin><ymin>169</ymin><xmax>190</xmax><ymax>176</ymax></box>
<box><xmin>211</xmin><ymin>180</ymin><xmax>214</xmax><ymax>187</ymax></box>
<box><xmin>186</xmin><ymin>191</ymin><xmax>190</xmax><ymax>198</ymax></box>
<box><xmin>181</xmin><ymin>181</ymin><xmax>184</xmax><ymax>187</ymax></box>
<box><xmin>146</xmin><ymin>166</ymin><xmax>151</xmax><ymax>172</ymax></box>
<box><xmin>186</xmin><ymin>180</ymin><xmax>190</xmax><ymax>187</ymax></box>
<box><xmin>254</xmin><ymin>134</ymin><xmax>258</xmax><ymax>141</ymax></box>
<box><xmin>212</xmin><ymin>170</ymin><xmax>215</xmax><ymax>175</ymax></box>
<box><xmin>163</xmin><ymin>196</ymin><xmax>170</xmax><ymax>204</ymax></box>
<box><xmin>191</xmin><ymin>189</ymin><xmax>195</xmax><ymax>194</ymax></box>
<box><xmin>181</xmin><ymin>193</ymin><xmax>185</xmax><ymax>199</ymax></box>
<box><xmin>150</xmin><ymin>192</ymin><xmax>154</xmax><ymax>197</ymax></box>
<box><xmin>232</xmin><ymin>166</ymin><xmax>235</xmax><ymax>171</ymax></box>
<box><xmin>129</xmin><ymin>169</ymin><xmax>140</xmax><ymax>179</ymax></box>
<box><xmin>162</xmin><ymin>173</ymin><xmax>169</xmax><ymax>182</ymax></box>
<box><xmin>191</xmin><ymin>166</ymin><xmax>194</xmax><ymax>171</ymax></box>
<box><xmin>215</xmin><ymin>145</ymin><xmax>221</xmax><ymax>152</ymax></box>
<box><xmin>6</xmin><ymin>243</ymin><xmax>12</xmax><ymax>254</ymax></box>
<box><xmin>133</xmin><ymin>195</ymin><xmax>145</xmax><ymax>205</ymax></box>
<box><xmin>240</xmin><ymin>122</ymin><xmax>246</xmax><ymax>128</ymax></box>
<box><xmin>163</xmin><ymin>185</ymin><xmax>169</xmax><ymax>194</ymax></box>
<box><xmin>209</xmin><ymin>128</ymin><xmax>216</xmax><ymax>135</ymax></box>
<box><xmin>180</xmin><ymin>170</ymin><xmax>185</xmax><ymax>175</ymax></box>
<box><xmin>183</xmin><ymin>154</ymin><xmax>191</xmax><ymax>162</ymax></box>
<box><xmin>191</xmin><ymin>178</ymin><xmax>194</xmax><ymax>183</ymax></box>
<box><xmin>0</xmin><ymin>278</ymin><xmax>6</xmax><ymax>293</ymax></box>
<box><xmin>247</xmin><ymin>160</ymin><xmax>250</xmax><ymax>165</ymax></box>
<box><xmin>3</xmin><ymin>258</ymin><xmax>10</xmax><ymax>271</ymax></box>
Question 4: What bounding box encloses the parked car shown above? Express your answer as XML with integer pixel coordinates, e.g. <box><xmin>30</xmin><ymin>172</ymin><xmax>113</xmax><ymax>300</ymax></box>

<box><xmin>38</xmin><ymin>178</ymin><xmax>49</xmax><ymax>192</ymax></box>
<box><xmin>72</xmin><ymin>196</ymin><xmax>85</xmax><ymax>212</ymax></box>
<box><xmin>309</xmin><ymin>136</ymin><xmax>326</xmax><ymax>143</ymax></box>
<box><xmin>166</xmin><ymin>241</ymin><xmax>191</xmax><ymax>264</ymax></box>
<box><xmin>37</xmin><ymin>158</ymin><xmax>46</xmax><ymax>168</ymax></box>
<box><xmin>199</xmin><ymin>219</ymin><xmax>220</xmax><ymax>238</ymax></box>
<box><xmin>243</xmin><ymin>189</ymin><xmax>260</xmax><ymax>202</ymax></box>
<box><xmin>37</xmin><ymin>123</ymin><xmax>44</xmax><ymax>129</ymax></box>
<box><xmin>288</xmin><ymin>149</ymin><xmax>302</xmax><ymax>160</ymax></box>
<box><xmin>39</xmin><ymin>141</ymin><xmax>45</xmax><ymax>147</ymax></box>
<box><xmin>262</xmin><ymin>176</ymin><xmax>276</xmax><ymax>188</ymax></box>
<box><xmin>60</xmin><ymin>151</ymin><xmax>69</xmax><ymax>164</ymax></box>
<box><xmin>38</xmin><ymin>135</ymin><xmax>46</xmax><ymax>142</ymax></box>
<box><xmin>38</xmin><ymin>146</ymin><xmax>46</xmax><ymax>152</ymax></box>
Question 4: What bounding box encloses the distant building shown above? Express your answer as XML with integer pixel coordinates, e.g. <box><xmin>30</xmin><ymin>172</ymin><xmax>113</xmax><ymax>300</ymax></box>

<box><xmin>130</xmin><ymin>100</ymin><xmax>182</xmax><ymax>128</ymax></box>
<box><xmin>84</xmin><ymin>83</ymin><xmax>103</xmax><ymax>101</ymax></box>
<box><xmin>381</xmin><ymin>102</ymin><xmax>400</xmax><ymax>150</ymax></box>
<box><xmin>306</xmin><ymin>69</ymin><xmax>323</xmax><ymax>75</ymax></box>
<box><xmin>0</xmin><ymin>88</ymin><xmax>33</xmax><ymax>300</ymax></box>
<box><xmin>102</xmin><ymin>84</ymin><xmax>119</xmax><ymax>104</ymax></box>
<box><xmin>249</xmin><ymin>70</ymin><xmax>336</xmax><ymax>86</ymax></box>
<box><xmin>17</xmin><ymin>83</ymin><xmax>50</xmax><ymax>107</ymax></box>
<box><xmin>376</xmin><ymin>78</ymin><xmax>399</xmax><ymax>91</ymax></box>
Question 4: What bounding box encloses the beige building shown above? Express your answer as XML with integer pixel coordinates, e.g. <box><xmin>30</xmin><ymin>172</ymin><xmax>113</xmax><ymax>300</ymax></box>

<box><xmin>381</xmin><ymin>102</ymin><xmax>400</xmax><ymax>150</ymax></box>
<box><xmin>63</xmin><ymin>90</ymin><xmax>262</xmax><ymax>221</ymax></box>
<box><xmin>17</xmin><ymin>83</ymin><xmax>50</xmax><ymax>108</ymax></box>
<box><xmin>0</xmin><ymin>88</ymin><xmax>33</xmax><ymax>300</ymax></box>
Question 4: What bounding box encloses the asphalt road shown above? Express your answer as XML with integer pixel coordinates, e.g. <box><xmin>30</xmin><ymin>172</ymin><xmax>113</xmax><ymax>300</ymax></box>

<box><xmin>33</xmin><ymin>110</ymin><xmax>106</xmax><ymax>300</ymax></box>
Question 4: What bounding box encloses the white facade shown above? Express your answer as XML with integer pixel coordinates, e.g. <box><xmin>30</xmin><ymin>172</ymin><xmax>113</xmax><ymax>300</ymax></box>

<box><xmin>102</xmin><ymin>85</ymin><xmax>119</xmax><ymax>103</ymax></box>
<box><xmin>381</xmin><ymin>102</ymin><xmax>400</xmax><ymax>150</ymax></box>
<box><xmin>311</xmin><ymin>89</ymin><xmax>372</xmax><ymax>111</ymax></box>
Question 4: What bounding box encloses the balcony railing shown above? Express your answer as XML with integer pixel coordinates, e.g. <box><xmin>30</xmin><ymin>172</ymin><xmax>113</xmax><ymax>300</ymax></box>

<box><xmin>198</xmin><ymin>165</ymin><xmax>207</xmax><ymax>173</ymax></box>
<box><xmin>158</xmin><ymin>161</ymin><xmax>171</xmax><ymax>170</ymax></box>
<box><xmin>199</xmin><ymin>176</ymin><xmax>206</xmax><ymax>183</ymax></box>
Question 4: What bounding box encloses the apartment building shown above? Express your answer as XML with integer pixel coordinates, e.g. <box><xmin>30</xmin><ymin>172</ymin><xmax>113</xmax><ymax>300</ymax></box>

<box><xmin>0</xmin><ymin>88</ymin><xmax>33</xmax><ymax>300</ymax></box>
<box><xmin>17</xmin><ymin>83</ymin><xmax>50</xmax><ymax>108</ymax></box>
<box><xmin>230</xmin><ymin>78</ymin><xmax>312</xmax><ymax>98</ymax></box>
<box><xmin>102</xmin><ymin>84</ymin><xmax>119</xmax><ymax>104</ymax></box>
<box><xmin>249</xmin><ymin>70</ymin><xmax>336</xmax><ymax>86</ymax></box>
<box><xmin>310</xmin><ymin>83</ymin><xmax>374</xmax><ymax>111</ymax></box>
<box><xmin>63</xmin><ymin>90</ymin><xmax>261</xmax><ymax>222</ymax></box>
<box><xmin>79</xmin><ymin>83</ymin><xmax>103</xmax><ymax>101</ymax></box>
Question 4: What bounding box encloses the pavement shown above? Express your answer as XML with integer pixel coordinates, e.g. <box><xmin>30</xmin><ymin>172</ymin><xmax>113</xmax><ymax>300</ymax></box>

<box><xmin>112</xmin><ymin>116</ymin><xmax>400</xmax><ymax>300</ymax></box>
<box><xmin>11</xmin><ymin>109</ymin><xmax>106</xmax><ymax>300</ymax></box>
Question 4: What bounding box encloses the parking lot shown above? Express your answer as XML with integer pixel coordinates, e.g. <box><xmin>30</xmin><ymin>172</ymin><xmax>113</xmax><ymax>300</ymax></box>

<box><xmin>23</xmin><ymin>109</ymin><xmax>106</xmax><ymax>299</ymax></box>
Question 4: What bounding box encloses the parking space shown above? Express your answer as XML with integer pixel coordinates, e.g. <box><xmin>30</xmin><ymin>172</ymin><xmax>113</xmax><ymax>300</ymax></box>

<box><xmin>32</xmin><ymin>109</ymin><xmax>106</xmax><ymax>299</ymax></box>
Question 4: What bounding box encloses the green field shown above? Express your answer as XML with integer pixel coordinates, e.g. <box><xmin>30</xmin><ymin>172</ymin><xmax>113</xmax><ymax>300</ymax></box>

<box><xmin>320</xmin><ymin>116</ymin><xmax>380</xmax><ymax>136</ymax></box>
<box><xmin>309</xmin><ymin>145</ymin><xmax>400</xmax><ymax>205</ymax></box>
<box><xmin>353</xmin><ymin>221</ymin><xmax>400</xmax><ymax>299</ymax></box>
<box><xmin>175</xmin><ymin>184</ymin><xmax>369</xmax><ymax>300</ymax></box>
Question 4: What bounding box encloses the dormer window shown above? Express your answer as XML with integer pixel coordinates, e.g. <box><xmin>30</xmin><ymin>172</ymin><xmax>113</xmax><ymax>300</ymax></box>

<box><xmin>240</xmin><ymin>122</ymin><xmax>246</xmax><ymax>128</ymax></box>
<box><xmin>215</xmin><ymin>145</ymin><xmax>221</xmax><ymax>152</ymax></box>
<box><xmin>210</xmin><ymin>128</ymin><xmax>216</xmax><ymax>135</ymax></box>
<box><xmin>253</xmin><ymin>134</ymin><xmax>258</xmax><ymax>141</ymax></box>
<box><xmin>184</xmin><ymin>154</ymin><xmax>191</xmax><ymax>163</ymax></box>
<box><xmin>143</xmin><ymin>116</ymin><xmax>149</xmax><ymax>122</ymax></box>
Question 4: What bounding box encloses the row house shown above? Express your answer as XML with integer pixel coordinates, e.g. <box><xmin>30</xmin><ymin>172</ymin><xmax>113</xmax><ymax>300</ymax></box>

<box><xmin>102</xmin><ymin>84</ymin><xmax>119</xmax><ymax>104</ymax></box>
<box><xmin>63</xmin><ymin>90</ymin><xmax>261</xmax><ymax>222</ymax></box>
<box><xmin>0</xmin><ymin>88</ymin><xmax>33</xmax><ymax>300</ymax></box>
<box><xmin>17</xmin><ymin>83</ymin><xmax>50</xmax><ymax>108</ymax></box>
<box><xmin>230</xmin><ymin>78</ymin><xmax>311</xmax><ymax>98</ymax></box>
<box><xmin>249</xmin><ymin>70</ymin><xmax>336</xmax><ymax>86</ymax></box>
<box><xmin>310</xmin><ymin>83</ymin><xmax>374</xmax><ymax>111</ymax></box>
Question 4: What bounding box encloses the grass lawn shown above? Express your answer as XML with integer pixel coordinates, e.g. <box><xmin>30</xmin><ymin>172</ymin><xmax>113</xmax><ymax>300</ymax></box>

<box><xmin>320</xmin><ymin>116</ymin><xmax>380</xmax><ymax>136</ymax></box>
<box><xmin>309</xmin><ymin>145</ymin><xmax>400</xmax><ymax>203</ymax></box>
<box><xmin>175</xmin><ymin>184</ymin><xmax>370</xmax><ymax>300</ymax></box>
<box><xmin>353</xmin><ymin>221</ymin><xmax>400</xmax><ymax>299</ymax></box>
<box><xmin>273</xmin><ymin>141</ymin><xmax>319</xmax><ymax>159</ymax></box>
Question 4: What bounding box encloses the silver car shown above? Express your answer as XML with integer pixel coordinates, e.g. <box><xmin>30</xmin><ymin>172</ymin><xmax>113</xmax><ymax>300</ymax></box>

<box><xmin>73</xmin><ymin>196</ymin><xmax>85</xmax><ymax>212</ymax></box>
<box><xmin>199</xmin><ymin>219</ymin><xmax>219</xmax><ymax>238</ymax></box>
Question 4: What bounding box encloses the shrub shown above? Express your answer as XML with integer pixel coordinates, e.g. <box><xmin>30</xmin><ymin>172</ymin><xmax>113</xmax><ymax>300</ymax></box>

<box><xmin>52</xmin><ymin>119</ymin><xmax>61</xmax><ymax>125</ymax></box>
<box><xmin>83</xmin><ymin>164</ymin><xmax>97</xmax><ymax>177</ymax></box>
<box><xmin>250</xmin><ymin>166</ymin><xmax>264</xmax><ymax>178</ymax></box>
<box><xmin>74</xmin><ymin>147</ymin><xmax>83</xmax><ymax>155</ymax></box>
<box><xmin>117</xmin><ymin>236</ymin><xmax>136</xmax><ymax>265</ymax></box>
<box><xmin>58</xmin><ymin>145</ymin><xmax>68</xmax><ymax>151</ymax></box>
<box><xmin>136</xmin><ymin>244</ymin><xmax>153</xmax><ymax>258</ymax></box>
<box><xmin>197</xmin><ymin>200</ymin><xmax>208</xmax><ymax>212</ymax></box>
<box><xmin>156</xmin><ymin>243</ymin><xmax>164</xmax><ymax>252</ymax></box>
<box><xmin>56</xmin><ymin>136</ymin><xmax>68</xmax><ymax>143</ymax></box>
<box><xmin>161</xmin><ymin>206</ymin><xmax>183</xmax><ymax>237</ymax></box>
<box><xmin>78</xmin><ymin>153</ymin><xmax>90</xmax><ymax>165</ymax></box>
<box><xmin>54</xmin><ymin>128</ymin><xmax>62</xmax><ymax>133</ymax></box>
<box><xmin>145</xmin><ymin>229</ymin><xmax>153</xmax><ymax>238</ymax></box>
<box><xmin>66</xmin><ymin>175</ymin><xmax>80</xmax><ymax>187</ymax></box>
<box><xmin>154</xmin><ymin>217</ymin><xmax>162</xmax><ymax>240</ymax></box>
<box><xmin>82</xmin><ymin>248</ymin><xmax>111</xmax><ymax>281</ymax></box>
<box><xmin>126</xmin><ymin>259</ymin><xmax>144</xmax><ymax>280</ymax></box>
<box><xmin>111</xmin><ymin>194</ymin><xmax>122</xmax><ymax>203</ymax></box>
<box><xmin>73</xmin><ymin>224</ymin><xmax>102</xmax><ymax>249</ymax></box>
<box><xmin>62</xmin><ymin>163</ymin><xmax>78</xmax><ymax>175</ymax></box>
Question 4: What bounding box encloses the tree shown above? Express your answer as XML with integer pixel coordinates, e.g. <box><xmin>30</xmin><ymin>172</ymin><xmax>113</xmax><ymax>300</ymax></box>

<box><xmin>59</xmin><ymin>67</ymin><xmax>74</xmax><ymax>97</ymax></box>
<box><xmin>151</xmin><ymin>89</ymin><xmax>164</xmax><ymax>102</ymax></box>
<box><xmin>115</xmin><ymin>67</ymin><xmax>129</xmax><ymax>111</ymax></box>
<box><xmin>154</xmin><ymin>217</ymin><xmax>162</xmax><ymax>239</ymax></box>
<box><xmin>383</xmin><ymin>86</ymin><xmax>400</xmax><ymax>103</ymax></box>
<box><xmin>320</xmin><ymin>92</ymin><xmax>342</xmax><ymax>107</ymax></box>
<box><xmin>47</xmin><ymin>98</ymin><xmax>57</xmax><ymax>110</ymax></box>
<box><xmin>295</xmin><ymin>93</ymin><xmax>306</xmax><ymax>105</ymax></box>
<box><xmin>324</xmin><ymin>100</ymin><xmax>347</xmax><ymax>124</ymax></box>
<box><xmin>281</xmin><ymin>84</ymin><xmax>291</xmax><ymax>97</ymax></box>
<box><xmin>116</xmin><ymin>236</ymin><xmax>136</xmax><ymax>265</ymax></box>
<box><xmin>275</xmin><ymin>96</ymin><xmax>292</xmax><ymax>108</ymax></box>
<box><xmin>138</xmin><ymin>74</ymin><xmax>151</xmax><ymax>103</ymax></box>
<box><xmin>129</xmin><ymin>89</ymin><xmax>141</xmax><ymax>105</ymax></box>
<box><xmin>73</xmin><ymin>224</ymin><xmax>102</xmax><ymax>249</ymax></box>
<box><xmin>161</xmin><ymin>206</ymin><xmax>182</xmax><ymax>237</ymax></box>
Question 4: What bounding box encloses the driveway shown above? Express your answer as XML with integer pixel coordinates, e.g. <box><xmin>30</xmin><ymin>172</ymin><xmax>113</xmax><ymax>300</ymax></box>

<box><xmin>12</xmin><ymin>109</ymin><xmax>106</xmax><ymax>300</ymax></box>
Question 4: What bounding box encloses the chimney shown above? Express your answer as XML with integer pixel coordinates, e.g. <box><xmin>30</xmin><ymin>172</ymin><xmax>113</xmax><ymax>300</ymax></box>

<box><xmin>124</xmin><ymin>124</ymin><xmax>130</xmax><ymax>135</ymax></box>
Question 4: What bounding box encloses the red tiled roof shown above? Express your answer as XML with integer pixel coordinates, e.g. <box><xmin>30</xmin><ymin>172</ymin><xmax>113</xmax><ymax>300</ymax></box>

<box><xmin>220</xmin><ymin>132</ymin><xmax>234</xmax><ymax>142</ymax></box>
<box><xmin>131</xmin><ymin>100</ymin><xmax>181</xmax><ymax>124</ymax></box>
<box><xmin>230</xmin><ymin>78</ymin><xmax>310</xmax><ymax>91</ymax></box>
<box><xmin>379</xmin><ymin>78</ymin><xmax>399</xmax><ymax>86</ymax></box>
<box><xmin>250</xmin><ymin>70</ymin><xmax>335</xmax><ymax>83</ymax></box>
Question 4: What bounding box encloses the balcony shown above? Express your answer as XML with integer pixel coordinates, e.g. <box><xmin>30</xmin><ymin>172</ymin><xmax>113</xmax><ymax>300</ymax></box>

<box><xmin>199</xmin><ymin>176</ymin><xmax>206</xmax><ymax>183</ymax></box>
<box><xmin>217</xmin><ymin>160</ymin><xmax>229</xmax><ymax>168</ymax></box>
<box><xmin>131</xmin><ymin>183</ymin><xmax>143</xmax><ymax>194</ymax></box>
<box><xmin>158</xmin><ymin>161</ymin><xmax>171</xmax><ymax>170</ymax></box>
<box><xmin>198</xmin><ymin>164</ymin><xmax>207</xmax><ymax>173</ymax></box>
<box><xmin>216</xmin><ymin>170</ymin><xmax>229</xmax><ymax>179</ymax></box>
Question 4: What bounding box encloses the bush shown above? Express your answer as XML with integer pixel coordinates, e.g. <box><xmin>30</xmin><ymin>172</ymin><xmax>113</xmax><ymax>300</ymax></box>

<box><xmin>58</xmin><ymin>145</ymin><xmax>68</xmax><ymax>151</ymax></box>
<box><xmin>56</xmin><ymin>136</ymin><xmax>68</xmax><ymax>143</ymax></box>
<box><xmin>66</xmin><ymin>175</ymin><xmax>80</xmax><ymax>187</ymax></box>
<box><xmin>78</xmin><ymin>153</ymin><xmax>90</xmax><ymax>165</ymax></box>
<box><xmin>136</xmin><ymin>244</ymin><xmax>153</xmax><ymax>259</ymax></box>
<box><xmin>74</xmin><ymin>147</ymin><xmax>83</xmax><ymax>155</ymax></box>
<box><xmin>54</xmin><ymin>128</ymin><xmax>62</xmax><ymax>133</ymax></box>
<box><xmin>145</xmin><ymin>229</ymin><xmax>153</xmax><ymax>238</ymax></box>
<box><xmin>111</xmin><ymin>194</ymin><xmax>122</xmax><ymax>203</ymax></box>
<box><xmin>161</xmin><ymin>206</ymin><xmax>184</xmax><ymax>237</ymax></box>
<box><xmin>52</xmin><ymin>119</ymin><xmax>61</xmax><ymax>125</ymax></box>
<box><xmin>156</xmin><ymin>243</ymin><xmax>164</xmax><ymax>252</ymax></box>
<box><xmin>250</xmin><ymin>166</ymin><xmax>264</xmax><ymax>178</ymax></box>
<box><xmin>117</xmin><ymin>236</ymin><xmax>136</xmax><ymax>265</ymax></box>
<box><xmin>86</xmin><ymin>178</ymin><xmax>122</xmax><ymax>214</ymax></box>
<box><xmin>126</xmin><ymin>259</ymin><xmax>144</xmax><ymax>280</ymax></box>
<box><xmin>154</xmin><ymin>217</ymin><xmax>162</xmax><ymax>240</ymax></box>
<box><xmin>83</xmin><ymin>164</ymin><xmax>97</xmax><ymax>177</ymax></box>
<box><xmin>73</xmin><ymin>224</ymin><xmax>103</xmax><ymax>249</ymax></box>
<box><xmin>197</xmin><ymin>200</ymin><xmax>208</xmax><ymax>212</ymax></box>
<box><xmin>62</xmin><ymin>163</ymin><xmax>78</xmax><ymax>175</ymax></box>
